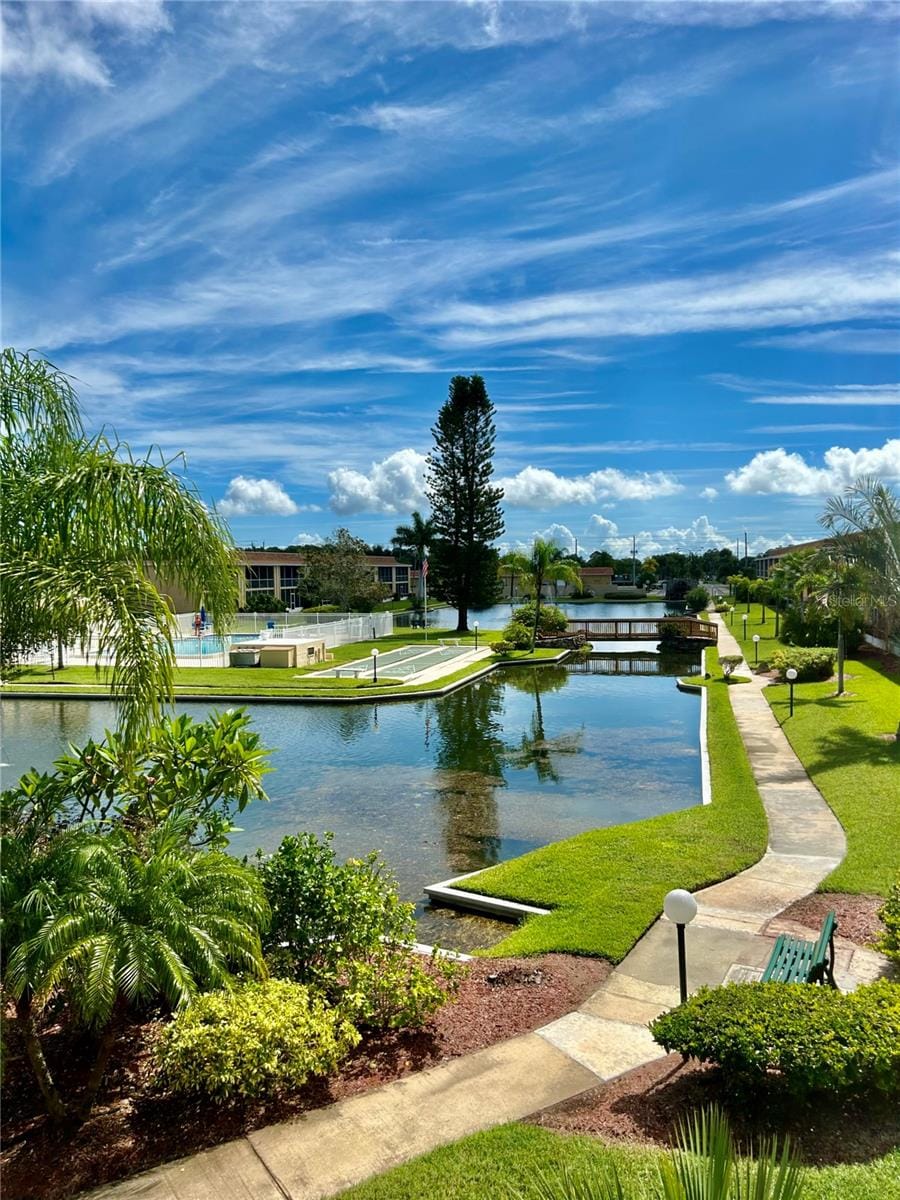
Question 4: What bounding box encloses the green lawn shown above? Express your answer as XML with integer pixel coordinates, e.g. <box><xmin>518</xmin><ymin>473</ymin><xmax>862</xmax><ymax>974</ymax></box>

<box><xmin>1</xmin><ymin>632</ymin><xmax>562</xmax><ymax>701</ymax></box>
<box><xmin>768</xmin><ymin>657</ymin><xmax>899</xmax><ymax>895</ymax></box>
<box><xmin>337</xmin><ymin>1124</ymin><xmax>900</xmax><ymax>1200</ymax></box>
<box><xmin>457</xmin><ymin>651</ymin><xmax>767</xmax><ymax>960</ymax></box>
<box><xmin>724</xmin><ymin>603</ymin><xmax>899</xmax><ymax>896</ymax></box>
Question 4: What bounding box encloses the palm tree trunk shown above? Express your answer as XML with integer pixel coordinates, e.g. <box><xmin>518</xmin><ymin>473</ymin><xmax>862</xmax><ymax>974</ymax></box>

<box><xmin>15</xmin><ymin>995</ymin><xmax>68</xmax><ymax>1122</ymax></box>
<box><xmin>531</xmin><ymin>575</ymin><xmax>543</xmax><ymax>650</ymax></box>
<box><xmin>56</xmin><ymin>635</ymin><xmax>65</xmax><ymax>670</ymax></box>
<box><xmin>77</xmin><ymin>1012</ymin><xmax>122</xmax><ymax>1121</ymax></box>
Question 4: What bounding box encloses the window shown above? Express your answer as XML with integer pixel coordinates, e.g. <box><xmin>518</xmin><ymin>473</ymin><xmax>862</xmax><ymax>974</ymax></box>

<box><xmin>280</xmin><ymin>566</ymin><xmax>300</xmax><ymax>588</ymax></box>
<box><xmin>245</xmin><ymin>565</ymin><xmax>275</xmax><ymax>591</ymax></box>
<box><xmin>395</xmin><ymin>567</ymin><xmax>409</xmax><ymax>581</ymax></box>
<box><xmin>397</xmin><ymin>582</ymin><xmax>409</xmax><ymax>597</ymax></box>
<box><xmin>377</xmin><ymin>566</ymin><xmax>393</xmax><ymax>583</ymax></box>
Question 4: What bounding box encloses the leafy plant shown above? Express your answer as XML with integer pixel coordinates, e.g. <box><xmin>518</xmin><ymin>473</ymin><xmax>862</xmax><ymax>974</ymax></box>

<box><xmin>685</xmin><ymin>586</ymin><xmax>710</xmax><ymax>612</ymax></box>
<box><xmin>502</xmin><ymin>620</ymin><xmax>535</xmax><ymax>650</ymax></box>
<box><xmin>492</xmin><ymin>640</ymin><xmax>514</xmax><ymax>655</ymax></box>
<box><xmin>651</xmin><ymin>981</ymin><xmax>900</xmax><ymax>1099</ymax></box>
<box><xmin>499</xmin><ymin>545</ymin><xmax>580</xmax><ymax>647</ymax></box>
<box><xmin>512</xmin><ymin>601</ymin><xmax>569</xmax><ymax>635</ymax></box>
<box><xmin>877</xmin><ymin>877</ymin><xmax>900</xmax><ymax>966</ymax></box>
<box><xmin>156</xmin><ymin>979</ymin><xmax>360</xmax><ymax>1100</ymax></box>
<box><xmin>240</xmin><ymin>591</ymin><xmax>287</xmax><ymax>613</ymax></box>
<box><xmin>718</xmin><ymin>655</ymin><xmax>743</xmax><ymax>679</ymax></box>
<box><xmin>340</xmin><ymin>948</ymin><xmax>463</xmax><ymax>1030</ymax></box>
<box><xmin>769</xmin><ymin>647</ymin><xmax>836</xmax><ymax>683</ymax></box>
<box><xmin>527</xmin><ymin>1106</ymin><xmax>805</xmax><ymax>1200</ymax></box>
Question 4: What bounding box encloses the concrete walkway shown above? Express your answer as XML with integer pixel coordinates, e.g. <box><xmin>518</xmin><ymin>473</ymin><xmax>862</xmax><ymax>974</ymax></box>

<box><xmin>88</xmin><ymin>615</ymin><xmax>884</xmax><ymax>1200</ymax></box>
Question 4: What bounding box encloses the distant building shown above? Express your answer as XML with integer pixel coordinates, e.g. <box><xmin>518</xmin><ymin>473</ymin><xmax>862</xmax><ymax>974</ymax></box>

<box><xmin>754</xmin><ymin>536</ymin><xmax>834</xmax><ymax>579</ymax></box>
<box><xmin>239</xmin><ymin>550</ymin><xmax>416</xmax><ymax>608</ymax></box>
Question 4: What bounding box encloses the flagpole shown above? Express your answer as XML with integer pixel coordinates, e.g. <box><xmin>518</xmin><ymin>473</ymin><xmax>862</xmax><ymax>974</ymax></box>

<box><xmin>423</xmin><ymin>548</ymin><xmax>428</xmax><ymax>643</ymax></box>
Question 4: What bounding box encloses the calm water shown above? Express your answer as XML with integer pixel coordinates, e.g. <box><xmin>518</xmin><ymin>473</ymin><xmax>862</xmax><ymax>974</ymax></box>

<box><xmin>1</xmin><ymin>661</ymin><xmax>700</xmax><ymax>950</ymax></box>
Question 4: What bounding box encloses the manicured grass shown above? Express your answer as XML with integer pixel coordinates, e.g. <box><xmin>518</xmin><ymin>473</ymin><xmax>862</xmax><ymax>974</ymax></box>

<box><xmin>337</xmin><ymin>1124</ymin><xmax>900</xmax><ymax>1200</ymax></box>
<box><xmin>723</xmin><ymin>601</ymin><xmax>782</xmax><ymax>666</ymax></box>
<box><xmin>1</xmin><ymin>635</ymin><xmax>563</xmax><ymax>701</ymax></box>
<box><xmin>767</xmin><ymin>657</ymin><xmax>899</xmax><ymax>895</ymax></box>
<box><xmin>458</xmin><ymin>651</ymin><xmax>767</xmax><ymax>960</ymax></box>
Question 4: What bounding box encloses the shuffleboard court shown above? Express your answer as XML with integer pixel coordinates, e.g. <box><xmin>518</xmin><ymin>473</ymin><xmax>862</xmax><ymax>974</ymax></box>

<box><xmin>313</xmin><ymin>643</ymin><xmax>475</xmax><ymax>681</ymax></box>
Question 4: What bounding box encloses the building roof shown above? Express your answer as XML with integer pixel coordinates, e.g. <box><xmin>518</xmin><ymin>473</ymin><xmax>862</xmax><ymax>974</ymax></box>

<box><xmin>756</xmin><ymin>536</ymin><xmax>834</xmax><ymax>560</ymax></box>
<box><xmin>580</xmin><ymin>565</ymin><xmax>614</xmax><ymax>576</ymax></box>
<box><xmin>239</xmin><ymin>550</ymin><xmax>411</xmax><ymax>568</ymax></box>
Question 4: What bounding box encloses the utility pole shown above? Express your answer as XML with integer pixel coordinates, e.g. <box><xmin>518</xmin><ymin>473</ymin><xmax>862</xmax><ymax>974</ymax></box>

<box><xmin>744</xmin><ymin>530</ymin><xmax>749</xmax><ymax>574</ymax></box>
<box><xmin>574</xmin><ymin>536</ymin><xmax>578</xmax><ymax>561</ymax></box>
<box><xmin>632</xmin><ymin>534</ymin><xmax>637</xmax><ymax>586</ymax></box>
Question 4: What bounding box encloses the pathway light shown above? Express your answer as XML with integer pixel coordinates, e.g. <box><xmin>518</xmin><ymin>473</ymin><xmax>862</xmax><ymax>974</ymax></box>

<box><xmin>729</xmin><ymin>605</ymin><xmax>735</xmax><ymax>626</ymax></box>
<box><xmin>371</xmin><ymin>647</ymin><xmax>379</xmax><ymax>683</ymax></box>
<box><xmin>752</xmin><ymin>633</ymin><xmax>760</xmax><ymax>665</ymax></box>
<box><xmin>474</xmin><ymin>620</ymin><xmax>479</xmax><ymax>651</ymax></box>
<box><xmin>664</xmin><ymin>888</ymin><xmax>698</xmax><ymax>1005</ymax></box>
<box><xmin>786</xmin><ymin>666</ymin><xmax>798</xmax><ymax>718</ymax></box>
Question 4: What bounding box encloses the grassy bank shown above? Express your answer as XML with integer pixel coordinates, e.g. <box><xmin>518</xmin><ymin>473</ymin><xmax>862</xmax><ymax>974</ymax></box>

<box><xmin>724</xmin><ymin>603</ymin><xmax>899</xmax><ymax>896</ymax></box>
<box><xmin>338</xmin><ymin>1124</ymin><xmax>900</xmax><ymax>1200</ymax></box>
<box><xmin>2</xmin><ymin>631</ymin><xmax>563</xmax><ymax>701</ymax></box>
<box><xmin>457</xmin><ymin>651</ymin><xmax>767</xmax><ymax>961</ymax></box>
<box><xmin>768</xmin><ymin>657</ymin><xmax>899</xmax><ymax>895</ymax></box>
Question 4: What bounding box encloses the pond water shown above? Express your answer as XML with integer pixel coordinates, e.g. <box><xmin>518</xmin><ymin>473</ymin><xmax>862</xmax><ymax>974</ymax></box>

<box><xmin>1</xmin><ymin>658</ymin><xmax>701</xmax><ymax>951</ymax></box>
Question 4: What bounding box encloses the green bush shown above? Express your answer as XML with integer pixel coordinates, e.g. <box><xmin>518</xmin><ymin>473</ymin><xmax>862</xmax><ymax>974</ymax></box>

<box><xmin>511</xmin><ymin>602</ymin><xmax>568</xmax><ymax>635</ymax></box>
<box><xmin>877</xmin><ymin>878</ymin><xmax>900</xmax><ymax>965</ymax></box>
<box><xmin>255</xmin><ymin>832</ymin><xmax>416</xmax><ymax>988</ymax></box>
<box><xmin>255</xmin><ymin>833</ymin><xmax>460</xmax><ymax>1029</ymax></box>
<box><xmin>240</xmin><ymin>591</ymin><xmax>287</xmax><ymax>613</ymax></box>
<box><xmin>341</xmin><ymin>949</ymin><xmax>463</xmax><ymax>1030</ymax></box>
<box><xmin>651</xmin><ymin>981</ymin><xmax>900</xmax><ymax>1098</ymax></box>
<box><xmin>718</xmin><ymin>654</ymin><xmax>743</xmax><ymax>679</ymax></box>
<box><xmin>770</xmin><ymin>646</ymin><xmax>836</xmax><ymax>682</ymax></box>
<box><xmin>781</xmin><ymin>607</ymin><xmax>865</xmax><ymax>651</ymax></box>
<box><xmin>492</xmin><ymin>640</ymin><xmax>513</xmax><ymax>655</ymax></box>
<box><xmin>570</xmin><ymin>588</ymin><xmax>594</xmax><ymax>599</ymax></box>
<box><xmin>502</xmin><ymin>620</ymin><xmax>533</xmax><ymax>649</ymax></box>
<box><xmin>156</xmin><ymin>980</ymin><xmax>360</xmax><ymax>1100</ymax></box>
<box><xmin>303</xmin><ymin>603</ymin><xmax>341</xmax><ymax>613</ymax></box>
<box><xmin>684</xmin><ymin>586</ymin><xmax>710</xmax><ymax>612</ymax></box>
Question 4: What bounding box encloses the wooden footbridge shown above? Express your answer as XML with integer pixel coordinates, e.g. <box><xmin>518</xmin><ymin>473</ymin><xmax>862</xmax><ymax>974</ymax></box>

<box><xmin>566</xmin><ymin>616</ymin><xmax>718</xmax><ymax>643</ymax></box>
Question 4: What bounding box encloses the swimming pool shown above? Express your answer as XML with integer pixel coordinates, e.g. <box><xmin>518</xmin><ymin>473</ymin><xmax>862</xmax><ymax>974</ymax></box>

<box><xmin>172</xmin><ymin>633</ymin><xmax>256</xmax><ymax>655</ymax></box>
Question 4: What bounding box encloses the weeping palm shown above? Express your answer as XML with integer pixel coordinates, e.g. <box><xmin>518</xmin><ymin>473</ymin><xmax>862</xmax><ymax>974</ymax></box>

<box><xmin>4</xmin><ymin>806</ymin><xmax>268</xmax><ymax>1121</ymax></box>
<box><xmin>503</xmin><ymin>540</ymin><xmax>581</xmax><ymax>648</ymax></box>
<box><xmin>1</xmin><ymin>349</ymin><xmax>238</xmax><ymax>743</ymax></box>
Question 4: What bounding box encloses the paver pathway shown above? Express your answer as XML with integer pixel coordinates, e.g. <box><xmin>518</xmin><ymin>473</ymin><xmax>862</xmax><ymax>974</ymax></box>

<box><xmin>87</xmin><ymin>616</ymin><xmax>883</xmax><ymax>1200</ymax></box>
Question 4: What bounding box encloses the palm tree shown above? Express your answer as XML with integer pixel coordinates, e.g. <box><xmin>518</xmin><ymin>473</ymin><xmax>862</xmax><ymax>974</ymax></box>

<box><xmin>499</xmin><ymin>549</ymin><xmax>531</xmax><ymax>602</ymax></box>
<box><xmin>1</xmin><ymin>349</ymin><xmax>238</xmax><ymax>743</ymax></box>
<box><xmin>3</xmin><ymin>805</ymin><xmax>268</xmax><ymax>1121</ymax></box>
<box><xmin>391</xmin><ymin>511</ymin><xmax>435</xmax><ymax>566</ymax></box>
<box><xmin>517</xmin><ymin>539</ymin><xmax>581</xmax><ymax>649</ymax></box>
<box><xmin>808</xmin><ymin>554</ymin><xmax>867</xmax><ymax>696</ymax></box>
<box><xmin>821</xmin><ymin>476</ymin><xmax>900</xmax><ymax>646</ymax></box>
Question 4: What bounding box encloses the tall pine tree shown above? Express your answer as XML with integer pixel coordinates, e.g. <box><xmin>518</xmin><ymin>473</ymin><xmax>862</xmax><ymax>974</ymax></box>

<box><xmin>426</xmin><ymin>376</ymin><xmax>504</xmax><ymax>632</ymax></box>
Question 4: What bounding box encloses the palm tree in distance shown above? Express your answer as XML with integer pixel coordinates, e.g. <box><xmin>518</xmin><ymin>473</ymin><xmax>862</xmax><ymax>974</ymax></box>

<box><xmin>502</xmin><ymin>539</ymin><xmax>581</xmax><ymax>649</ymax></box>
<box><xmin>1</xmin><ymin>349</ymin><xmax>237</xmax><ymax>743</ymax></box>
<box><xmin>391</xmin><ymin>510</ymin><xmax>434</xmax><ymax>564</ymax></box>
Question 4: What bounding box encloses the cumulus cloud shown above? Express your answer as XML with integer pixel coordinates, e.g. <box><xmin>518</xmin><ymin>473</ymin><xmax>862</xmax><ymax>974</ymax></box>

<box><xmin>535</xmin><ymin>523</ymin><xmax>578</xmax><ymax>551</ymax></box>
<box><xmin>700</xmin><ymin>486</ymin><xmax>718</xmax><ymax>500</ymax></box>
<box><xmin>585</xmin><ymin>514</ymin><xmax>782</xmax><ymax>558</ymax></box>
<box><xmin>589</xmin><ymin>514</ymin><xmax>619</xmax><ymax>538</ymax></box>
<box><xmin>498</xmin><ymin>466</ymin><xmax>682</xmax><ymax>508</ymax></box>
<box><xmin>294</xmin><ymin>531</ymin><xmax>324</xmax><ymax>546</ymax></box>
<box><xmin>328</xmin><ymin>448</ymin><xmax>427</xmax><ymax>515</ymax></box>
<box><xmin>219</xmin><ymin>476</ymin><xmax>299</xmax><ymax>516</ymax></box>
<box><xmin>726</xmin><ymin>439</ymin><xmax>900</xmax><ymax>495</ymax></box>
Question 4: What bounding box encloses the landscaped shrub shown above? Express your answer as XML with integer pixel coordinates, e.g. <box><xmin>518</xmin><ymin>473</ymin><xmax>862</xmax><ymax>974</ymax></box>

<box><xmin>877</xmin><ymin>877</ymin><xmax>900</xmax><ymax>966</ymax></box>
<box><xmin>651</xmin><ymin>981</ymin><xmax>900</xmax><ymax>1098</ymax></box>
<box><xmin>718</xmin><ymin>654</ymin><xmax>743</xmax><ymax>679</ymax></box>
<box><xmin>781</xmin><ymin>606</ymin><xmax>865</xmax><ymax>651</ymax></box>
<box><xmin>255</xmin><ymin>832</ymin><xmax>417</xmax><ymax>988</ymax></box>
<box><xmin>255</xmin><ymin>833</ymin><xmax>461</xmax><ymax>1028</ymax></box>
<box><xmin>570</xmin><ymin>588</ymin><xmax>594</xmax><ymax>599</ymax></box>
<box><xmin>511</xmin><ymin>602</ymin><xmax>568</xmax><ymax>635</ymax></box>
<box><xmin>302</xmin><ymin>603</ymin><xmax>341</xmax><ymax>613</ymax></box>
<box><xmin>684</xmin><ymin>586</ymin><xmax>710</xmax><ymax>613</ymax></box>
<box><xmin>770</xmin><ymin>646</ymin><xmax>836</xmax><ymax>682</ymax></box>
<box><xmin>492</xmin><ymin>640</ymin><xmax>513</xmax><ymax>655</ymax></box>
<box><xmin>502</xmin><ymin>619</ymin><xmax>533</xmax><ymax>649</ymax></box>
<box><xmin>155</xmin><ymin>980</ymin><xmax>360</xmax><ymax>1101</ymax></box>
<box><xmin>341</xmin><ymin>948</ymin><xmax>463</xmax><ymax>1030</ymax></box>
<box><xmin>240</xmin><ymin>591</ymin><xmax>287</xmax><ymax>613</ymax></box>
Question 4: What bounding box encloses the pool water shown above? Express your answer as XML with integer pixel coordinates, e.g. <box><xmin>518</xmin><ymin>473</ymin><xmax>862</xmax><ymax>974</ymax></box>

<box><xmin>1</xmin><ymin>662</ymin><xmax>701</xmax><ymax>950</ymax></box>
<box><xmin>173</xmin><ymin>633</ymin><xmax>256</xmax><ymax>655</ymax></box>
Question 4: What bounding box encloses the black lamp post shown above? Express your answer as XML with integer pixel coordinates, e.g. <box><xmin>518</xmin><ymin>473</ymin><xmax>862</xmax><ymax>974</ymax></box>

<box><xmin>664</xmin><ymin>889</ymin><xmax>699</xmax><ymax>1005</ymax></box>
<box><xmin>371</xmin><ymin>647</ymin><xmax>379</xmax><ymax>683</ymax></box>
<box><xmin>474</xmin><ymin>620</ymin><xmax>479</xmax><ymax>651</ymax></box>
<box><xmin>753</xmin><ymin>634</ymin><xmax>760</xmax><ymax>665</ymax></box>
<box><xmin>787</xmin><ymin>667</ymin><xmax>797</xmax><ymax>717</ymax></box>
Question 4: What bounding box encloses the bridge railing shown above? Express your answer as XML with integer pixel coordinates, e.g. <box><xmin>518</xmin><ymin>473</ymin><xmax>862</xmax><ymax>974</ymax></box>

<box><xmin>565</xmin><ymin>616</ymin><xmax>717</xmax><ymax>643</ymax></box>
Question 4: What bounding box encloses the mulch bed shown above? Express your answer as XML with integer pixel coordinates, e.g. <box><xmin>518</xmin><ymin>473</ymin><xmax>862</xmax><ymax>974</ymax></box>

<box><xmin>775</xmin><ymin>892</ymin><xmax>888</xmax><ymax>948</ymax></box>
<box><xmin>1</xmin><ymin>954</ymin><xmax>609</xmax><ymax>1200</ymax></box>
<box><xmin>531</xmin><ymin>1053</ymin><xmax>900</xmax><ymax>1166</ymax></box>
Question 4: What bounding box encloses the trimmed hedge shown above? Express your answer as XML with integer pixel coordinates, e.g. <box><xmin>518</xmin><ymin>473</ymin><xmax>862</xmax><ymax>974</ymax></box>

<box><xmin>651</xmin><ymin>981</ymin><xmax>900</xmax><ymax>1098</ymax></box>
<box><xmin>770</xmin><ymin>646</ymin><xmax>835</xmax><ymax>682</ymax></box>
<box><xmin>878</xmin><ymin>878</ymin><xmax>900</xmax><ymax>966</ymax></box>
<box><xmin>156</xmin><ymin>980</ymin><xmax>360</xmax><ymax>1100</ymax></box>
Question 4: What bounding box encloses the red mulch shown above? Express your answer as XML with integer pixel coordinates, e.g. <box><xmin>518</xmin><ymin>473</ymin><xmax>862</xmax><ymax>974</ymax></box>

<box><xmin>531</xmin><ymin>1053</ymin><xmax>900</xmax><ymax>1166</ymax></box>
<box><xmin>1</xmin><ymin>955</ymin><xmax>609</xmax><ymax>1200</ymax></box>
<box><xmin>775</xmin><ymin>892</ymin><xmax>887</xmax><ymax>948</ymax></box>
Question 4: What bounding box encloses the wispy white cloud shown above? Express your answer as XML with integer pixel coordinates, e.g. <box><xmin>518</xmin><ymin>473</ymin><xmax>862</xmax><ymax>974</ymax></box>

<box><xmin>726</xmin><ymin>438</ymin><xmax>900</xmax><ymax>495</ymax></box>
<box><xmin>747</xmin><ymin>385</ymin><xmax>900</xmax><ymax>406</ymax></box>
<box><xmin>498</xmin><ymin>465</ymin><xmax>682</xmax><ymax>507</ymax></box>
<box><xmin>219</xmin><ymin>476</ymin><xmax>299</xmax><ymax>517</ymax></box>
<box><xmin>750</xmin><ymin>327</ymin><xmax>900</xmax><ymax>354</ymax></box>
<box><xmin>700</xmin><ymin>486</ymin><xmax>718</xmax><ymax>500</ymax></box>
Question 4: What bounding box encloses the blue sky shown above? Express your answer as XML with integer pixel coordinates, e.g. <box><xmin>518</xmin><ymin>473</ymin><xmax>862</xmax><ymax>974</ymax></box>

<box><xmin>3</xmin><ymin>0</ymin><xmax>898</xmax><ymax>559</ymax></box>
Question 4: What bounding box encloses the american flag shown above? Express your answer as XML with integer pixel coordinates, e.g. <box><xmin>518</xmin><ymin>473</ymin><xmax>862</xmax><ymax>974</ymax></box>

<box><xmin>421</xmin><ymin>558</ymin><xmax>429</xmax><ymax>579</ymax></box>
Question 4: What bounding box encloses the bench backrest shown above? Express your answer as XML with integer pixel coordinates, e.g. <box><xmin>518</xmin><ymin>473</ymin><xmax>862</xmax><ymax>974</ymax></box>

<box><xmin>812</xmin><ymin>910</ymin><xmax>836</xmax><ymax>967</ymax></box>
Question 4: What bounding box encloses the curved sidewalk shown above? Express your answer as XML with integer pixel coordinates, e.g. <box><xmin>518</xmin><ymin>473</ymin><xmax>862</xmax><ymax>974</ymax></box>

<box><xmin>88</xmin><ymin>616</ymin><xmax>869</xmax><ymax>1200</ymax></box>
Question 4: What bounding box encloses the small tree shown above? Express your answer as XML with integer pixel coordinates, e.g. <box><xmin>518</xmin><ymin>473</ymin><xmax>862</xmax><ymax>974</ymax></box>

<box><xmin>425</xmin><ymin>376</ymin><xmax>504</xmax><ymax>632</ymax></box>
<box><xmin>502</xmin><ymin>542</ymin><xmax>580</xmax><ymax>647</ymax></box>
<box><xmin>305</xmin><ymin>527</ymin><xmax>389</xmax><ymax>611</ymax></box>
<box><xmin>719</xmin><ymin>654</ymin><xmax>743</xmax><ymax>679</ymax></box>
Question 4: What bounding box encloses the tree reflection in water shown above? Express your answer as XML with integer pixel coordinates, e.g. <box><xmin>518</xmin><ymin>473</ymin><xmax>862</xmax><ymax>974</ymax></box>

<box><xmin>430</xmin><ymin>666</ymin><xmax>585</xmax><ymax>874</ymax></box>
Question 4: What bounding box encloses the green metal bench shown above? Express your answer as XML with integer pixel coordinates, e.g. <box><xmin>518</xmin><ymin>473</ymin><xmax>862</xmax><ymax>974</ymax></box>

<box><xmin>761</xmin><ymin>910</ymin><xmax>838</xmax><ymax>987</ymax></box>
